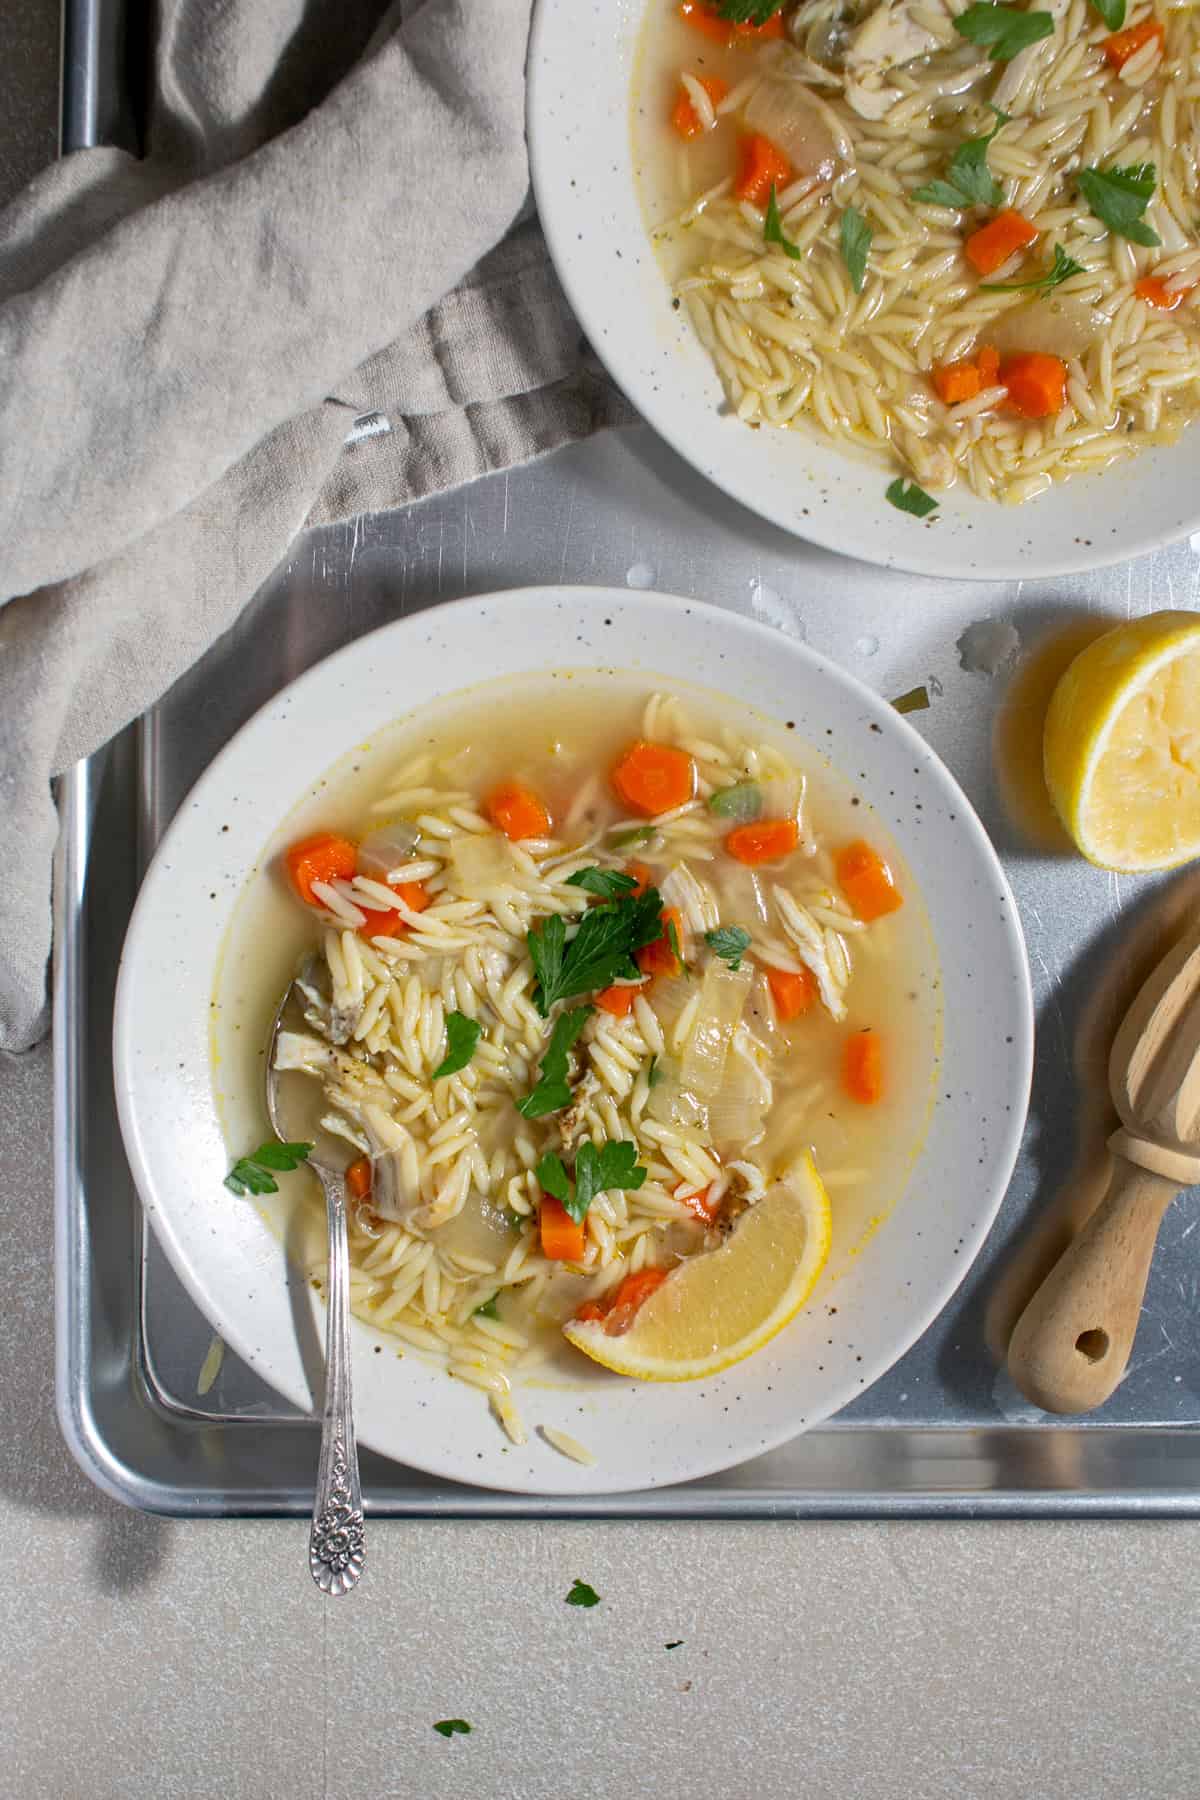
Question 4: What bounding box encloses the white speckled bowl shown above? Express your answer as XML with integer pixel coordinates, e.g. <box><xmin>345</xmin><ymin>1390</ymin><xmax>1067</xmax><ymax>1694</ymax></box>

<box><xmin>527</xmin><ymin>0</ymin><xmax>1200</xmax><ymax>580</ymax></box>
<box><xmin>114</xmin><ymin>587</ymin><xmax>1032</xmax><ymax>1494</ymax></box>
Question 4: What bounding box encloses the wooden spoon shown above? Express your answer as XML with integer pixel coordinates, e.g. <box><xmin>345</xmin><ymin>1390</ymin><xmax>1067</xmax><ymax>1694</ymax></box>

<box><xmin>1008</xmin><ymin>919</ymin><xmax>1200</xmax><ymax>1413</ymax></box>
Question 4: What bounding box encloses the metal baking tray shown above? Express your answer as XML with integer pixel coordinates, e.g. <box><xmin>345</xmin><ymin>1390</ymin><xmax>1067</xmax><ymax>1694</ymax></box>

<box><xmin>54</xmin><ymin>0</ymin><xmax>1200</xmax><ymax>1516</ymax></box>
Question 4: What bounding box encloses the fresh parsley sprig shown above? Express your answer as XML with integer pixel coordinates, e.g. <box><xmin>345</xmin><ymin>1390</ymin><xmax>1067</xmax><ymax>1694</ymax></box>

<box><xmin>715</xmin><ymin>0</ymin><xmax>786</xmax><ymax>21</ymax></box>
<box><xmin>840</xmin><ymin>206</ymin><xmax>872</xmax><ymax>294</ymax></box>
<box><xmin>764</xmin><ymin>184</ymin><xmax>803</xmax><ymax>260</ymax></box>
<box><xmin>1089</xmin><ymin>0</ymin><xmax>1125</xmax><ymax>28</ymax></box>
<box><xmin>517</xmin><ymin>1005</ymin><xmax>593</xmax><ymax>1118</ymax></box>
<box><xmin>528</xmin><ymin>887</ymin><xmax>664</xmax><ymax>1015</ymax></box>
<box><xmin>1078</xmin><ymin>163</ymin><xmax>1161</xmax><ymax>248</ymax></box>
<box><xmin>980</xmin><ymin>243</ymin><xmax>1085</xmax><ymax>292</ymax></box>
<box><xmin>705</xmin><ymin>926</ymin><xmax>752</xmax><ymax>971</ymax></box>
<box><xmin>565</xmin><ymin>867</ymin><xmax>638</xmax><ymax>899</ymax></box>
<box><xmin>432</xmin><ymin>1010</ymin><xmax>481</xmax><ymax>1079</ymax></box>
<box><xmin>953</xmin><ymin>3</ymin><xmax>1055</xmax><ymax>61</ymax></box>
<box><xmin>225</xmin><ymin>1140</ymin><xmax>312</xmax><ymax>1196</ymax></box>
<box><xmin>537</xmin><ymin>1141</ymin><xmax>647</xmax><ymax>1225</ymax></box>
<box><xmin>912</xmin><ymin>109</ymin><xmax>1009</xmax><ymax>210</ymax></box>
<box><xmin>886</xmin><ymin>478</ymin><xmax>939</xmax><ymax>519</ymax></box>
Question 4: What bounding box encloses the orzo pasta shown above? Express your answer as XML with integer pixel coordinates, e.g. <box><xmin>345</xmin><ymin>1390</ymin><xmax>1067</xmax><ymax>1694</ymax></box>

<box><xmin>636</xmin><ymin>0</ymin><xmax>1200</xmax><ymax>504</ymax></box>
<box><xmin>223</xmin><ymin>675</ymin><xmax>939</xmax><ymax>1439</ymax></box>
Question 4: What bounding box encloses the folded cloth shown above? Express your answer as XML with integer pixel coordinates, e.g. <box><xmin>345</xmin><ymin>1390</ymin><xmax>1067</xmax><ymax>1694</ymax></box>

<box><xmin>0</xmin><ymin>0</ymin><xmax>635</xmax><ymax>1051</ymax></box>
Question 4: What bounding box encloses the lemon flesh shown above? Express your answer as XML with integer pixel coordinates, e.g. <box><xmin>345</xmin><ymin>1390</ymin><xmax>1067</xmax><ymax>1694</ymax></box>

<box><xmin>1044</xmin><ymin>611</ymin><xmax>1200</xmax><ymax>872</ymax></box>
<box><xmin>563</xmin><ymin>1154</ymin><xmax>832</xmax><ymax>1382</ymax></box>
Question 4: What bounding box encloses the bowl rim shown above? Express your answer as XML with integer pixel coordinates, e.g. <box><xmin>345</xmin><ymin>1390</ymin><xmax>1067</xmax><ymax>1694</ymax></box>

<box><xmin>113</xmin><ymin>584</ymin><xmax>1035</xmax><ymax>1494</ymax></box>
<box><xmin>526</xmin><ymin>0</ymin><xmax>1200</xmax><ymax>581</ymax></box>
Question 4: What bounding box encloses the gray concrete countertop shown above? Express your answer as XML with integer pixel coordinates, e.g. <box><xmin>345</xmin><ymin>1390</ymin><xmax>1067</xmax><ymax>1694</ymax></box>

<box><xmin>3</xmin><ymin>9</ymin><xmax>1198</xmax><ymax>1796</ymax></box>
<box><xmin>4</xmin><ymin>1033</ymin><xmax>1199</xmax><ymax>1799</ymax></box>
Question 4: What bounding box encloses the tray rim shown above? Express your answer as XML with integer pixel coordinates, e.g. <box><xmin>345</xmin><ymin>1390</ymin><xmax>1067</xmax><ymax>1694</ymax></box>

<box><xmin>50</xmin><ymin>0</ymin><xmax>1200</xmax><ymax>1519</ymax></box>
<box><xmin>48</xmin><ymin>607</ymin><xmax>1200</xmax><ymax>1520</ymax></box>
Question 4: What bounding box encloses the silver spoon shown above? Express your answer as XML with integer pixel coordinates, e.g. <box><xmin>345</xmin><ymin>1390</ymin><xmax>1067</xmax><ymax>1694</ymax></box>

<box><xmin>267</xmin><ymin>980</ymin><xmax>365</xmax><ymax>1595</ymax></box>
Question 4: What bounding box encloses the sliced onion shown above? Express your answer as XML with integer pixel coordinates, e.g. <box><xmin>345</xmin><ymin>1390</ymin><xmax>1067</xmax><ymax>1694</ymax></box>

<box><xmin>357</xmin><ymin>823</ymin><xmax>421</xmax><ymax>881</ymax></box>
<box><xmin>646</xmin><ymin>1055</ymin><xmax>690</xmax><ymax>1126</ymax></box>
<box><xmin>987</xmin><ymin>293</ymin><xmax>1104</xmax><ymax>362</ymax></box>
<box><xmin>369</xmin><ymin>1150</ymin><xmax>408</xmax><ymax>1222</ymax></box>
<box><xmin>706</xmin><ymin>1036</ymin><xmax>772</xmax><ymax>1152</ymax></box>
<box><xmin>431</xmin><ymin>1190</ymin><xmax>516</xmax><ymax>1263</ymax></box>
<box><xmin>448</xmin><ymin>832</ymin><xmax>523</xmax><ymax>897</ymax></box>
<box><xmin>647</xmin><ymin>973</ymin><xmax>694</xmax><ymax>1030</ymax></box>
<box><xmin>678</xmin><ymin>962</ymin><xmax>753</xmax><ymax>1106</ymax></box>
<box><xmin>743</xmin><ymin>76</ymin><xmax>842</xmax><ymax>184</ymax></box>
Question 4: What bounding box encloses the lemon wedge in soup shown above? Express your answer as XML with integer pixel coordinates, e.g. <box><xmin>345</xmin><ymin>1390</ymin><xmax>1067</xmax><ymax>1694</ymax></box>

<box><xmin>563</xmin><ymin>1154</ymin><xmax>832</xmax><ymax>1382</ymax></box>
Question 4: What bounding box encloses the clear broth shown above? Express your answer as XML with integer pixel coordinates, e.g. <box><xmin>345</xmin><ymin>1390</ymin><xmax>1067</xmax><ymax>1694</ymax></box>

<box><xmin>213</xmin><ymin>669</ymin><xmax>941</xmax><ymax>1367</ymax></box>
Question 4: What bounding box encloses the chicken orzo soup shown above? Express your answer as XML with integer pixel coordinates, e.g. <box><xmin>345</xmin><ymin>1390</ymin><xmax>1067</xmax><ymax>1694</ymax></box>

<box><xmin>635</xmin><ymin>0</ymin><xmax>1200</xmax><ymax>506</ymax></box>
<box><xmin>215</xmin><ymin>674</ymin><xmax>939</xmax><ymax>1445</ymax></box>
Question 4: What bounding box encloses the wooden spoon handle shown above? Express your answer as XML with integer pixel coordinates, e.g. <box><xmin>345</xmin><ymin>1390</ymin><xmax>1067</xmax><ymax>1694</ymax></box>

<box><xmin>1007</xmin><ymin>1158</ymin><xmax>1178</xmax><ymax>1414</ymax></box>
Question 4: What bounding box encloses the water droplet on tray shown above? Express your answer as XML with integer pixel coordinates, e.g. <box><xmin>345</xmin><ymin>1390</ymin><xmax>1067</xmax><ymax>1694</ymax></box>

<box><xmin>625</xmin><ymin>563</ymin><xmax>656</xmax><ymax>590</ymax></box>
<box><xmin>856</xmin><ymin>634</ymin><xmax>879</xmax><ymax>657</ymax></box>
<box><xmin>958</xmin><ymin>618</ymin><xmax>1021</xmax><ymax>676</ymax></box>
<box><xmin>750</xmin><ymin>581</ymin><xmax>806</xmax><ymax>639</ymax></box>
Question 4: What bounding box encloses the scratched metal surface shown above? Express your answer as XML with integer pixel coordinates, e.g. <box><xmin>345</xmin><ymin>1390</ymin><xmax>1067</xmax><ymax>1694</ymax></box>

<box><xmin>59</xmin><ymin>426</ymin><xmax>1200</xmax><ymax>1513</ymax></box>
<box><xmin>130</xmin><ymin>425</ymin><xmax>1200</xmax><ymax>1424</ymax></box>
<box><xmin>49</xmin><ymin>0</ymin><xmax>1200</xmax><ymax>1525</ymax></box>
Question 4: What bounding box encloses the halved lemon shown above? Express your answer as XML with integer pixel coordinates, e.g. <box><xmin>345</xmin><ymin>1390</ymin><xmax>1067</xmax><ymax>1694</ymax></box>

<box><xmin>1044</xmin><ymin>610</ymin><xmax>1200</xmax><ymax>871</ymax></box>
<box><xmin>563</xmin><ymin>1154</ymin><xmax>832</xmax><ymax>1381</ymax></box>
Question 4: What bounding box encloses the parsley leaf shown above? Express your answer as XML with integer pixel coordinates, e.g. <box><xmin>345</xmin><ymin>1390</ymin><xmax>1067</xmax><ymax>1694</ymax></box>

<box><xmin>529</xmin><ymin>888</ymin><xmax>665</xmax><ymax>1015</ymax></box>
<box><xmin>528</xmin><ymin>913</ymin><xmax>567</xmax><ymax>1015</ymax></box>
<box><xmin>432</xmin><ymin>1010</ymin><xmax>481</xmax><ymax>1080</ymax></box>
<box><xmin>607</xmin><ymin>824</ymin><xmax>655</xmax><ymax>849</ymax></box>
<box><xmin>517</xmin><ymin>1005</ymin><xmax>593</xmax><ymax>1118</ymax></box>
<box><xmin>225</xmin><ymin>1140</ymin><xmax>312</xmax><ymax>1196</ymax></box>
<box><xmin>536</xmin><ymin>1151</ymin><xmax>572</xmax><ymax>1205</ymax></box>
<box><xmin>912</xmin><ymin>111</ymin><xmax>1007</xmax><ymax>210</ymax></box>
<box><xmin>839</xmin><ymin>206</ymin><xmax>872</xmax><ymax>294</ymax></box>
<box><xmin>474</xmin><ymin>1295</ymin><xmax>500</xmax><ymax>1319</ymax></box>
<box><xmin>715</xmin><ymin>0</ymin><xmax>785</xmax><ymax>20</ymax></box>
<box><xmin>566</xmin><ymin>866</ymin><xmax>638</xmax><ymax>899</ymax></box>
<box><xmin>647</xmin><ymin>1053</ymin><xmax>664</xmax><ymax>1088</ymax></box>
<box><xmin>764</xmin><ymin>184</ymin><xmax>803</xmax><ymax>260</ymax></box>
<box><xmin>705</xmin><ymin>925</ymin><xmax>752</xmax><ymax>970</ymax></box>
<box><xmin>892</xmin><ymin>685</ymin><xmax>931</xmax><ymax>715</ymax></box>
<box><xmin>536</xmin><ymin>1142</ymin><xmax>647</xmax><ymax>1224</ymax></box>
<box><xmin>953</xmin><ymin>3</ymin><xmax>1055</xmax><ymax>60</ymax></box>
<box><xmin>885</xmin><ymin>478</ymin><xmax>939</xmax><ymax>518</ymax></box>
<box><xmin>565</xmin><ymin>1578</ymin><xmax>601</xmax><ymax>1607</ymax></box>
<box><xmin>1078</xmin><ymin>163</ymin><xmax>1161</xmax><ymax>248</ymax></box>
<box><xmin>433</xmin><ymin>1719</ymin><xmax>472</xmax><ymax>1738</ymax></box>
<box><xmin>912</xmin><ymin>179</ymin><xmax>977</xmax><ymax>210</ymax></box>
<box><xmin>574</xmin><ymin>1140</ymin><xmax>648</xmax><ymax>1222</ymax></box>
<box><xmin>980</xmin><ymin>242</ymin><xmax>1085</xmax><ymax>292</ymax></box>
<box><xmin>1089</xmin><ymin>0</ymin><xmax>1125</xmax><ymax>27</ymax></box>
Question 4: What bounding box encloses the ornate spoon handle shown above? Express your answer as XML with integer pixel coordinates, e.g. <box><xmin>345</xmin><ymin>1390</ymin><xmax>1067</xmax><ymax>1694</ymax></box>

<box><xmin>308</xmin><ymin>1172</ymin><xmax>365</xmax><ymax>1595</ymax></box>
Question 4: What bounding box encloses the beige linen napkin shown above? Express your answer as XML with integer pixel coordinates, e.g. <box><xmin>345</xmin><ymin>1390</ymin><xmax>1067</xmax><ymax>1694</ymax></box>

<box><xmin>0</xmin><ymin>0</ymin><xmax>633</xmax><ymax>1050</ymax></box>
